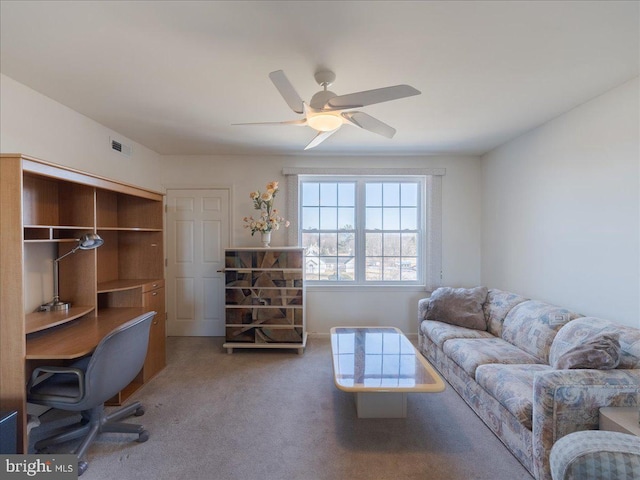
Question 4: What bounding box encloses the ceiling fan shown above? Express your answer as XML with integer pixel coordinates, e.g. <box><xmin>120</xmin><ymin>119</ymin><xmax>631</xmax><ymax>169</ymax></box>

<box><xmin>234</xmin><ymin>70</ymin><xmax>421</xmax><ymax>150</ymax></box>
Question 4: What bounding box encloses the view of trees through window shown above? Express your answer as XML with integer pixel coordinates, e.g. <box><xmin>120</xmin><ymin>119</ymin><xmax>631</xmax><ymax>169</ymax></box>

<box><xmin>300</xmin><ymin>178</ymin><xmax>422</xmax><ymax>283</ymax></box>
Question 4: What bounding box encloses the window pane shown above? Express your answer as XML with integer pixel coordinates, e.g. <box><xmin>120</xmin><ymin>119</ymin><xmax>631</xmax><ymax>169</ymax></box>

<box><xmin>319</xmin><ymin>233</ymin><xmax>337</xmax><ymax>255</ymax></box>
<box><xmin>401</xmin><ymin>257</ymin><xmax>417</xmax><ymax>281</ymax></box>
<box><xmin>366</xmin><ymin>232</ymin><xmax>382</xmax><ymax>256</ymax></box>
<box><xmin>366</xmin><ymin>183</ymin><xmax>383</xmax><ymax>206</ymax></box>
<box><xmin>383</xmin><ymin>257</ymin><xmax>400</xmax><ymax>280</ymax></box>
<box><xmin>383</xmin><ymin>233</ymin><xmax>401</xmax><ymax>256</ymax></box>
<box><xmin>304</xmin><ymin>255</ymin><xmax>320</xmax><ymax>280</ymax></box>
<box><xmin>338</xmin><ymin>207</ymin><xmax>354</xmax><ymax>230</ymax></box>
<box><xmin>302</xmin><ymin>207</ymin><xmax>319</xmax><ymax>230</ymax></box>
<box><xmin>401</xmin><ymin>233</ymin><xmax>418</xmax><ymax>256</ymax></box>
<box><xmin>319</xmin><ymin>258</ymin><xmax>336</xmax><ymax>281</ymax></box>
<box><xmin>302</xmin><ymin>233</ymin><xmax>320</xmax><ymax>280</ymax></box>
<box><xmin>338</xmin><ymin>232</ymin><xmax>354</xmax><ymax>256</ymax></box>
<box><xmin>302</xmin><ymin>231</ymin><xmax>319</xmax><ymax>248</ymax></box>
<box><xmin>401</xmin><ymin>207</ymin><xmax>417</xmax><ymax>230</ymax></box>
<box><xmin>319</xmin><ymin>207</ymin><xmax>337</xmax><ymax>230</ymax></box>
<box><xmin>366</xmin><ymin>207</ymin><xmax>382</xmax><ymax>230</ymax></box>
<box><xmin>383</xmin><ymin>208</ymin><xmax>400</xmax><ymax>230</ymax></box>
<box><xmin>401</xmin><ymin>183</ymin><xmax>418</xmax><ymax>206</ymax></box>
<box><xmin>320</xmin><ymin>183</ymin><xmax>337</xmax><ymax>206</ymax></box>
<box><xmin>383</xmin><ymin>183</ymin><xmax>400</xmax><ymax>206</ymax></box>
<box><xmin>338</xmin><ymin>257</ymin><xmax>355</xmax><ymax>281</ymax></box>
<box><xmin>302</xmin><ymin>183</ymin><xmax>320</xmax><ymax>206</ymax></box>
<box><xmin>366</xmin><ymin>257</ymin><xmax>382</xmax><ymax>280</ymax></box>
<box><xmin>338</xmin><ymin>183</ymin><xmax>355</xmax><ymax>207</ymax></box>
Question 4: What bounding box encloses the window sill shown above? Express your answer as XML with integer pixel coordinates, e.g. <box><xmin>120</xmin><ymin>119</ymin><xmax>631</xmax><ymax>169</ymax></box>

<box><xmin>306</xmin><ymin>284</ymin><xmax>428</xmax><ymax>293</ymax></box>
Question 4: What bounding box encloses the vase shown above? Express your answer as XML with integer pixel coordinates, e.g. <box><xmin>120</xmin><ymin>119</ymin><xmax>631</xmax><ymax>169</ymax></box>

<box><xmin>260</xmin><ymin>231</ymin><xmax>271</xmax><ymax>247</ymax></box>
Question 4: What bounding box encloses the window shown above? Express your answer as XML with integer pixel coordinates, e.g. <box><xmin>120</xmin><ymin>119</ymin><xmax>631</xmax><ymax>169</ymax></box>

<box><xmin>299</xmin><ymin>176</ymin><xmax>424</xmax><ymax>284</ymax></box>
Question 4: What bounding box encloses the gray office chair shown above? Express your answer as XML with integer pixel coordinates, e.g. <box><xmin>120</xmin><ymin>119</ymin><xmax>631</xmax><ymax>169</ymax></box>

<box><xmin>27</xmin><ymin>311</ymin><xmax>156</xmax><ymax>476</ymax></box>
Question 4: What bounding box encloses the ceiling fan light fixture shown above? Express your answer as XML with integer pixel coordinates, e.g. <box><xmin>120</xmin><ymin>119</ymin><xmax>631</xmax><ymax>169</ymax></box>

<box><xmin>237</xmin><ymin>70</ymin><xmax>421</xmax><ymax>149</ymax></box>
<box><xmin>307</xmin><ymin>113</ymin><xmax>342</xmax><ymax>132</ymax></box>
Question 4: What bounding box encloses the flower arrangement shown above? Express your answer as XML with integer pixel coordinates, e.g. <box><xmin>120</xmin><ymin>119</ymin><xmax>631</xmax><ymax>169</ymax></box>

<box><xmin>243</xmin><ymin>181</ymin><xmax>290</xmax><ymax>236</ymax></box>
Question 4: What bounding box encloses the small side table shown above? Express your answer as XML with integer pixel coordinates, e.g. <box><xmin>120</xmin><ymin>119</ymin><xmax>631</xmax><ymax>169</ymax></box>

<box><xmin>599</xmin><ymin>407</ymin><xmax>640</xmax><ymax>436</ymax></box>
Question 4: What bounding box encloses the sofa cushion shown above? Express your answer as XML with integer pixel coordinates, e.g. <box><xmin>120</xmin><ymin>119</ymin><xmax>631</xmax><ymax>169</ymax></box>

<box><xmin>554</xmin><ymin>334</ymin><xmax>621</xmax><ymax>370</ymax></box>
<box><xmin>549</xmin><ymin>317</ymin><xmax>640</xmax><ymax>369</ymax></box>
<box><xmin>483</xmin><ymin>289</ymin><xmax>529</xmax><ymax>337</ymax></box>
<box><xmin>421</xmin><ymin>320</ymin><xmax>494</xmax><ymax>348</ymax></box>
<box><xmin>442</xmin><ymin>337</ymin><xmax>542</xmax><ymax>377</ymax></box>
<box><xmin>475</xmin><ymin>364</ymin><xmax>553</xmax><ymax>430</ymax></box>
<box><xmin>426</xmin><ymin>286</ymin><xmax>489</xmax><ymax>330</ymax></box>
<box><xmin>502</xmin><ymin>300</ymin><xmax>581</xmax><ymax>363</ymax></box>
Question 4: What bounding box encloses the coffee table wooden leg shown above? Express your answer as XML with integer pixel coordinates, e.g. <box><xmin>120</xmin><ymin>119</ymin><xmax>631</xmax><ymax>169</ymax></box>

<box><xmin>355</xmin><ymin>392</ymin><xmax>407</xmax><ymax>418</ymax></box>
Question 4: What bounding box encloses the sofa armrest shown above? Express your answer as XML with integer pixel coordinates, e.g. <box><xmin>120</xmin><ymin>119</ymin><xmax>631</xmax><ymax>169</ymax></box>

<box><xmin>532</xmin><ymin>369</ymin><xmax>640</xmax><ymax>480</ymax></box>
<box><xmin>417</xmin><ymin>297</ymin><xmax>430</xmax><ymax>348</ymax></box>
<box><xmin>418</xmin><ymin>297</ymin><xmax>430</xmax><ymax>325</ymax></box>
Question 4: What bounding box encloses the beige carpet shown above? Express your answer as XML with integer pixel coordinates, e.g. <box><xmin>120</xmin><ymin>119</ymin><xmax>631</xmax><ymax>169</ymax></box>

<box><xmin>31</xmin><ymin>336</ymin><xmax>533</xmax><ymax>480</ymax></box>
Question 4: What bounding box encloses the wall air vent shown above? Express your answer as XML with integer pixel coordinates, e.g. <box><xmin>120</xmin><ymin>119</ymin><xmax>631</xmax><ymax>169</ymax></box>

<box><xmin>110</xmin><ymin>137</ymin><xmax>132</xmax><ymax>158</ymax></box>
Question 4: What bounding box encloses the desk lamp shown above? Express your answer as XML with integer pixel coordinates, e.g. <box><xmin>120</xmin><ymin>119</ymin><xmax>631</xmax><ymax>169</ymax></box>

<box><xmin>40</xmin><ymin>233</ymin><xmax>104</xmax><ymax>312</ymax></box>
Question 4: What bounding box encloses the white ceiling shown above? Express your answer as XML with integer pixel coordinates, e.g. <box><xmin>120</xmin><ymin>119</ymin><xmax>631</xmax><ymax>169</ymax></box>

<box><xmin>1</xmin><ymin>1</ymin><xmax>638</xmax><ymax>156</ymax></box>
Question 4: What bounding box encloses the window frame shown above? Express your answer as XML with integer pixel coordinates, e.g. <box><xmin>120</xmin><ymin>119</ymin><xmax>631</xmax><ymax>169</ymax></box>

<box><xmin>298</xmin><ymin>175</ymin><xmax>426</xmax><ymax>286</ymax></box>
<box><xmin>283</xmin><ymin>167</ymin><xmax>444</xmax><ymax>291</ymax></box>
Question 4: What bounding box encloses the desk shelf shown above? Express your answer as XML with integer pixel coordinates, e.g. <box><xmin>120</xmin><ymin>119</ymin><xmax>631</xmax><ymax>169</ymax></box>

<box><xmin>98</xmin><ymin>279</ymin><xmax>162</xmax><ymax>293</ymax></box>
<box><xmin>25</xmin><ymin>306</ymin><xmax>94</xmax><ymax>334</ymax></box>
<box><xmin>24</xmin><ymin>225</ymin><xmax>95</xmax><ymax>242</ymax></box>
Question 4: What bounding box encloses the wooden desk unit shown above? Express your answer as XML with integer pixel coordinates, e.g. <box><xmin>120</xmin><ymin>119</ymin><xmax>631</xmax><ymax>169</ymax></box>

<box><xmin>26</xmin><ymin>307</ymin><xmax>151</xmax><ymax>359</ymax></box>
<box><xmin>0</xmin><ymin>154</ymin><xmax>166</xmax><ymax>453</ymax></box>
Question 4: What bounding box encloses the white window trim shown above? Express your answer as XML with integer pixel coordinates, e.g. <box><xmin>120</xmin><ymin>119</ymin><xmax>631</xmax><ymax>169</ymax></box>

<box><xmin>283</xmin><ymin>167</ymin><xmax>444</xmax><ymax>290</ymax></box>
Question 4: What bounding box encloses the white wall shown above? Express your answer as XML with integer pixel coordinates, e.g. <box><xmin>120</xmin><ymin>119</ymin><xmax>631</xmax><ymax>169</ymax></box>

<box><xmin>481</xmin><ymin>78</ymin><xmax>639</xmax><ymax>327</ymax></box>
<box><xmin>0</xmin><ymin>74</ymin><xmax>162</xmax><ymax>191</ymax></box>
<box><xmin>160</xmin><ymin>154</ymin><xmax>483</xmax><ymax>334</ymax></box>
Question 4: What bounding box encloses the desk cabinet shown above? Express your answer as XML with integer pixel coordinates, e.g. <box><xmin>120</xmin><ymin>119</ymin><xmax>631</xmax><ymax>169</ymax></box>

<box><xmin>223</xmin><ymin>247</ymin><xmax>306</xmax><ymax>354</ymax></box>
<box><xmin>143</xmin><ymin>281</ymin><xmax>166</xmax><ymax>381</ymax></box>
<box><xmin>0</xmin><ymin>154</ymin><xmax>166</xmax><ymax>452</ymax></box>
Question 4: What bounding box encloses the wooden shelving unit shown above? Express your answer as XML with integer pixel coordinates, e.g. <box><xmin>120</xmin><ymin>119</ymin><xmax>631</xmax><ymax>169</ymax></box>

<box><xmin>223</xmin><ymin>247</ymin><xmax>307</xmax><ymax>354</ymax></box>
<box><xmin>0</xmin><ymin>154</ymin><xmax>166</xmax><ymax>452</ymax></box>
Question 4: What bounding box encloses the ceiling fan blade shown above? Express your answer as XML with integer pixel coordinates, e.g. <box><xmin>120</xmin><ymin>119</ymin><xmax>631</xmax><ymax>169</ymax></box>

<box><xmin>232</xmin><ymin>119</ymin><xmax>307</xmax><ymax>126</ymax></box>
<box><xmin>325</xmin><ymin>85</ymin><xmax>420</xmax><ymax>110</ymax></box>
<box><xmin>304</xmin><ymin>129</ymin><xmax>339</xmax><ymax>150</ymax></box>
<box><xmin>269</xmin><ymin>70</ymin><xmax>304</xmax><ymax>114</ymax></box>
<box><xmin>342</xmin><ymin>112</ymin><xmax>396</xmax><ymax>139</ymax></box>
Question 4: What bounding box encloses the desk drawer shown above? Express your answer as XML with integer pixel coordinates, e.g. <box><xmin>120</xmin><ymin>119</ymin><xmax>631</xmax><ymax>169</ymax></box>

<box><xmin>142</xmin><ymin>279</ymin><xmax>164</xmax><ymax>293</ymax></box>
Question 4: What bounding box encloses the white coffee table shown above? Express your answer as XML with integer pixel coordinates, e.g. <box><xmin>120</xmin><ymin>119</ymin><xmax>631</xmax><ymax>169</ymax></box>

<box><xmin>330</xmin><ymin>326</ymin><xmax>445</xmax><ymax>418</ymax></box>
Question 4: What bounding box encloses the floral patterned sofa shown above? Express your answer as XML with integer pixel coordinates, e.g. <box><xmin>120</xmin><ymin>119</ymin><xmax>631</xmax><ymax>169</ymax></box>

<box><xmin>417</xmin><ymin>287</ymin><xmax>640</xmax><ymax>480</ymax></box>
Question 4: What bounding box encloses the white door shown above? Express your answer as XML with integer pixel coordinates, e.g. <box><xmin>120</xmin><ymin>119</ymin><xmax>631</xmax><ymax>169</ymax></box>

<box><xmin>166</xmin><ymin>189</ymin><xmax>230</xmax><ymax>336</ymax></box>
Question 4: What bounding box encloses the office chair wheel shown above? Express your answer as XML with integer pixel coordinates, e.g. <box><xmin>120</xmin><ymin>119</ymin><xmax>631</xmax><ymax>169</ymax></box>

<box><xmin>138</xmin><ymin>430</ymin><xmax>149</xmax><ymax>443</ymax></box>
<box><xmin>78</xmin><ymin>461</ymin><xmax>88</xmax><ymax>476</ymax></box>
<box><xmin>134</xmin><ymin>406</ymin><xmax>145</xmax><ymax>416</ymax></box>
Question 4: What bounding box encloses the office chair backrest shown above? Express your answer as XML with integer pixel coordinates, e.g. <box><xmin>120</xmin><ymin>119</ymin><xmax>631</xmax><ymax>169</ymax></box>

<box><xmin>84</xmin><ymin>311</ymin><xmax>155</xmax><ymax>404</ymax></box>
